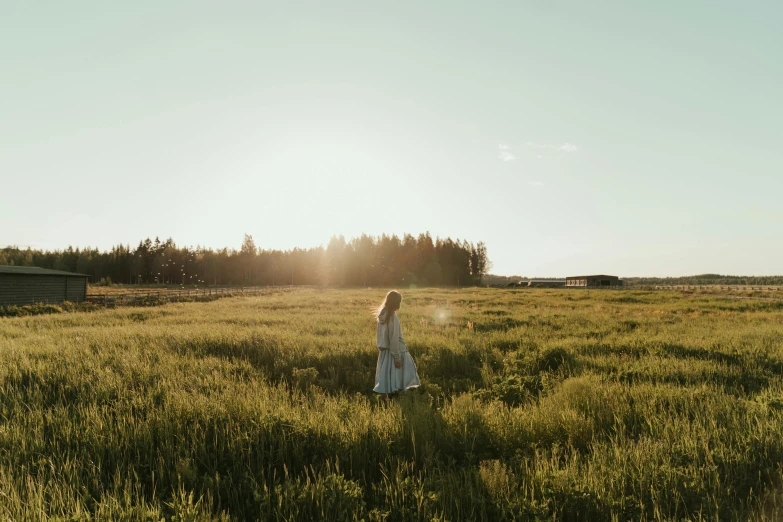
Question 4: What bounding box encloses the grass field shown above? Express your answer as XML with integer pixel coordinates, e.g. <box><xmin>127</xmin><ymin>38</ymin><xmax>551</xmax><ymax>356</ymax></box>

<box><xmin>2</xmin><ymin>288</ymin><xmax>783</xmax><ymax>521</ymax></box>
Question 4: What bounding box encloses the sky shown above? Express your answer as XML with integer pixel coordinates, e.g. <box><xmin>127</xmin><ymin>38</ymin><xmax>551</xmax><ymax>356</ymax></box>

<box><xmin>1</xmin><ymin>1</ymin><xmax>781</xmax><ymax>277</ymax></box>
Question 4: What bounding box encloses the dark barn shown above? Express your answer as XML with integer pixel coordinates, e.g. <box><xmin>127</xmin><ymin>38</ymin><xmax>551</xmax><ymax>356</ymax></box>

<box><xmin>0</xmin><ymin>266</ymin><xmax>90</xmax><ymax>306</ymax></box>
<box><xmin>527</xmin><ymin>279</ymin><xmax>566</xmax><ymax>288</ymax></box>
<box><xmin>566</xmin><ymin>275</ymin><xmax>623</xmax><ymax>288</ymax></box>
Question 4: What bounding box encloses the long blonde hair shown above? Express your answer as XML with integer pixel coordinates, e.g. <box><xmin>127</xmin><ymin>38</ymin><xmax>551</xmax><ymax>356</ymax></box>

<box><xmin>376</xmin><ymin>290</ymin><xmax>402</xmax><ymax>324</ymax></box>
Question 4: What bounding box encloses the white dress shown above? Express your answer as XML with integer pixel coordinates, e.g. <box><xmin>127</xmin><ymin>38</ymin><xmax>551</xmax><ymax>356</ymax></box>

<box><xmin>374</xmin><ymin>313</ymin><xmax>421</xmax><ymax>394</ymax></box>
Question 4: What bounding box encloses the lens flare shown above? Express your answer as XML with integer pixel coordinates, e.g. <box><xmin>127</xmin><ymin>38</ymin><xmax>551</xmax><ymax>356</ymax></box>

<box><xmin>432</xmin><ymin>307</ymin><xmax>453</xmax><ymax>324</ymax></box>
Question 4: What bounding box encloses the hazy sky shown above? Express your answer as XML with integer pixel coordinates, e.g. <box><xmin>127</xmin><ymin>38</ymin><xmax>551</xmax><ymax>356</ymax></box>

<box><xmin>1</xmin><ymin>1</ymin><xmax>781</xmax><ymax>276</ymax></box>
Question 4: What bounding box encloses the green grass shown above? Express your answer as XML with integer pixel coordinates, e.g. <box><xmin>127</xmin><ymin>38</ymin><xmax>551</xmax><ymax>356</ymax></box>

<box><xmin>1</xmin><ymin>288</ymin><xmax>783</xmax><ymax>521</ymax></box>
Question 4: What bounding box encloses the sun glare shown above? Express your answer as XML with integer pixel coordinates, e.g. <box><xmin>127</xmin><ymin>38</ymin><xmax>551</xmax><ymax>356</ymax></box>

<box><xmin>433</xmin><ymin>307</ymin><xmax>453</xmax><ymax>325</ymax></box>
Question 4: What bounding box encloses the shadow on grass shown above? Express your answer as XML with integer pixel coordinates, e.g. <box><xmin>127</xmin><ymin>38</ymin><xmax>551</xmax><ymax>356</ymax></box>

<box><xmin>420</xmin><ymin>347</ymin><xmax>484</xmax><ymax>394</ymax></box>
<box><xmin>472</xmin><ymin>318</ymin><xmax>531</xmax><ymax>332</ymax></box>
<box><xmin>661</xmin><ymin>343</ymin><xmax>744</xmax><ymax>367</ymax></box>
<box><xmin>662</xmin><ymin>343</ymin><xmax>783</xmax><ymax>379</ymax></box>
<box><xmin>169</xmin><ymin>336</ymin><xmax>380</xmax><ymax>395</ymax></box>
<box><xmin>582</xmin><ymin>343</ymin><xmax>783</xmax><ymax>395</ymax></box>
<box><xmin>606</xmin><ymin>365</ymin><xmax>771</xmax><ymax>395</ymax></box>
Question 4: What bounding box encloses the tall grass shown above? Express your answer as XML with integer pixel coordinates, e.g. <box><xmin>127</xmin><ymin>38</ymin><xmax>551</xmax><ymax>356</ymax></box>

<box><xmin>1</xmin><ymin>288</ymin><xmax>782</xmax><ymax>520</ymax></box>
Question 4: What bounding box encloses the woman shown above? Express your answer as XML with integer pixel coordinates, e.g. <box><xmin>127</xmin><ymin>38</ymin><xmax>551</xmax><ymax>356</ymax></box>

<box><xmin>374</xmin><ymin>290</ymin><xmax>421</xmax><ymax>396</ymax></box>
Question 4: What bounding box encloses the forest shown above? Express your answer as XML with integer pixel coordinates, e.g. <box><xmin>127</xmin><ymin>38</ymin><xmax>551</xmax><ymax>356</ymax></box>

<box><xmin>0</xmin><ymin>233</ymin><xmax>490</xmax><ymax>288</ymax></box>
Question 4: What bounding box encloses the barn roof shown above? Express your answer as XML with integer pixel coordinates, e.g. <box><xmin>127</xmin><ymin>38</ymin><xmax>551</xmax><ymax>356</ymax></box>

<box><xmin>566</xmin><ymin>275</ymin><xmax>620</xmax><ymax>279</ymax></box>
<box><xmin>0</xmin><ymin>265</ymin><xmax>90</xmax><ymax>277</ymax></box>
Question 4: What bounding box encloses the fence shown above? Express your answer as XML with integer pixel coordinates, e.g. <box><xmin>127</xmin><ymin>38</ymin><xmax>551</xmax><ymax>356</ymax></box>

<box><xmin>84</xmin><ymin>283</ymin><xmax>783</xmax><ymax>308</ymax></box>
<box><xmin>637</xmin><ymin>285</ymin><xmax>783</xmax><ymax>292</ymax></box>
<box><xmin>495</xmin><ymin>284</ymin><xmax>783</xmax><ymax>294</ymax></box>
<box><xmin>85</xmin><ymin>285</ymin><xmax>307</xmax><ymax>308</ymax></box>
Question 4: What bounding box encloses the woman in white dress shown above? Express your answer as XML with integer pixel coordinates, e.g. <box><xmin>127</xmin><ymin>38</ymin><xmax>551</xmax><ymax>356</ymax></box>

<box><xmin>374</xmin><ymin>290</ymin><xmax>421</xmax><ymax>396</ymax></box>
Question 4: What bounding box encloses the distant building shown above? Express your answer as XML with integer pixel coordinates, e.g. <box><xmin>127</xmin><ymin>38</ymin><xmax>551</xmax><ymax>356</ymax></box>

<box><xmin>0</xmin><ymin>266</ymin><xmax>90</xmax><ymax>306</ymax></box>
<box><xmin>526</xmin><ymin>280</ymin><xmax>566</xmax><ymax>288</ymax></box>
<box><xmin>566</xmin><ymin>275</ymin><xmax>622</xmax><ymax>288</ymax></box>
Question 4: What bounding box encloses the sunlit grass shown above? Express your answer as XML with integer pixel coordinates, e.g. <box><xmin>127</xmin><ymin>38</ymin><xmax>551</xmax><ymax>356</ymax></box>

<box><xmin>1</xmin><ymin>288</ymin><xmax>782</xmax><ymax>520</ymax></box>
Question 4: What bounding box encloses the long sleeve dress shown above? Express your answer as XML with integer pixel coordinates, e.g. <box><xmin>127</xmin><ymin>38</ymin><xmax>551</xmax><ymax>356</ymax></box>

<box><xmin>374</xmin><ymin>312</ymin><xmax>421</xmax><ymax>394</ymax></box>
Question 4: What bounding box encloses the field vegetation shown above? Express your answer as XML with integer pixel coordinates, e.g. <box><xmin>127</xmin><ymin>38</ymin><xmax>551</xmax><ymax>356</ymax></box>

<box><xmin>1</xmin><ymin>288</ymin><xmax>783</xmax><ymax>520</ymax></box>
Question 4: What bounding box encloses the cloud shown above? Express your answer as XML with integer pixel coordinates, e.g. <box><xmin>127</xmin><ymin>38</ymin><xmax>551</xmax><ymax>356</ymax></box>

<box><xmin>528</xmin><ymin>181</ymin><xmax>545</xmax><ymax>186</ymax></box>
<box><xmin>524</xmin><ymin>141</ymin><xmax>582</xmax><ymax>153</ymax></box>
<box><xmin>495</xmin><ymin>141</ymin><xmax>578</xmax><ymax>161</ymax></box>
<box><xmin>497</xmin><ymin>143</ymin><xmax>516</xmax><ymax>161</ymax></box>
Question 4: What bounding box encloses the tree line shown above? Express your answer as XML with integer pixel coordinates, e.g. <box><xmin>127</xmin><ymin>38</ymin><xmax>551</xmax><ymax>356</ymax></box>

<box><xmin>0</xmin><ymin>233</ymin><xmax>491</xmax><ymax>287</ymax></box>
<box><xmin>626</xmin><ymin>274</ymin><xmax>783</xmax><ymax>286</ymax></box>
